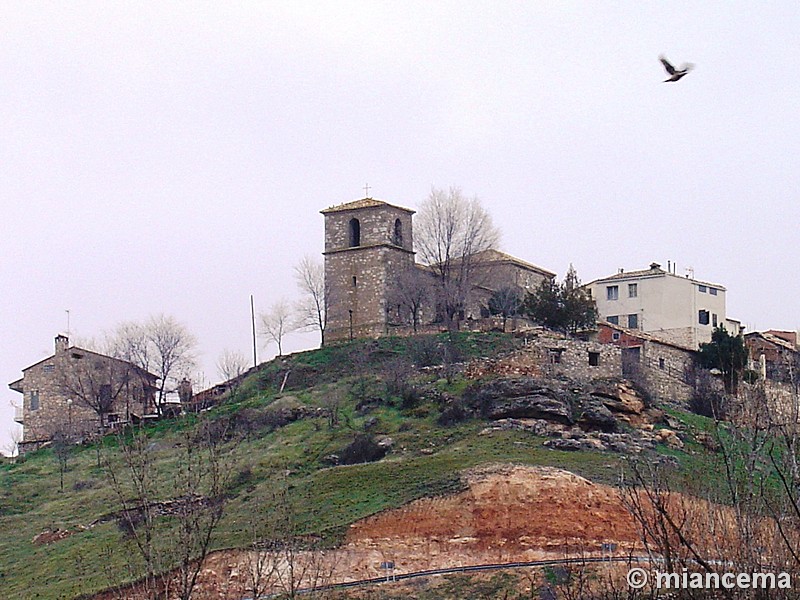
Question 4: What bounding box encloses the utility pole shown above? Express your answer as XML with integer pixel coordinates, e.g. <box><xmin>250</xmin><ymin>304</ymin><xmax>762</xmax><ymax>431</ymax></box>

<box><xmin>250</xmin><ymin>295</ymin><xmax>257</xmax><ymax>367</ymax></box>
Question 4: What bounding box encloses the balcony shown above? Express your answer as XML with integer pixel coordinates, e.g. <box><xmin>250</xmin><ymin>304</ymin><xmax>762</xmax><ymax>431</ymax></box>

<box><xmin>13</xmin><ymin>405</ymin><xmax>24</xmax><ymax>424</ymax></box>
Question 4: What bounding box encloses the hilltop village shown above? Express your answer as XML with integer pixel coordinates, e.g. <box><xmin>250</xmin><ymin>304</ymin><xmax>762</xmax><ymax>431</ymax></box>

<box><xmin>9</xmin><ymin>196</ymin><xmax>792</xmax><ymax>453</ymax></box>
<box><xmin>4</xmin><ymin>195</ymin><xmax>800</xmax><ymax>600</ymax></box>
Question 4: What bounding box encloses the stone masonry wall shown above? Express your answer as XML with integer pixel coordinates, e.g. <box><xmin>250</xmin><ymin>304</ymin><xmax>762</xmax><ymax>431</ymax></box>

<box><xmin>640</xmin><ymin>341</ymin><xmax>695</xmax><ymax>405</ymax></box>
<box><xmin>466</xmin><ymin>331</ymin><xmax>621</xmax><ymax>382</ymax></box>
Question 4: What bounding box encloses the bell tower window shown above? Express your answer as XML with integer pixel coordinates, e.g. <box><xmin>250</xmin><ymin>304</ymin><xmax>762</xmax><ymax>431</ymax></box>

<box><xmin>349</xmin><ymin>218</ymin><xmax>361</xmax><ymax>247</ymax></box>
<box><xmin>393</xmin><ymin>218</ymin><xmax>403</xmax><ymax>246</ymax></box>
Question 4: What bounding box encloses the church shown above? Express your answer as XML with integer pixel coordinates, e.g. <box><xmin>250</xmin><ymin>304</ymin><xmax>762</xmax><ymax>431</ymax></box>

<box><xmin>321</xmin><ymin>197</ymin><xmax>555</xmax><ymax>342</ymax></box>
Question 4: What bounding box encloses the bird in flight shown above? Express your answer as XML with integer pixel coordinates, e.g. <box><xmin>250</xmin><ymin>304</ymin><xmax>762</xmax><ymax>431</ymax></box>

<box><xmin>659</xmin><ymin>55</ymin><xmax>694</xmax><ymax>82</ymax></box>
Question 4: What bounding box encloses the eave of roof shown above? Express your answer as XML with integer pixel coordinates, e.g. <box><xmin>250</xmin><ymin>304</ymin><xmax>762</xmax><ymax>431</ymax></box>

<box><xmin>17</xmin><ymin>346</ymin><xmax>158</xmax><ymax>380</ymax></box>
<box><xmin>588</xmin><ymin>269</ymin><xmax>725</xmax><ymax>291</ymax></box>
<box><xmin>320</xmin><ymin>197</ymin><xmax>415</xmax><ymax>214</ymax></box>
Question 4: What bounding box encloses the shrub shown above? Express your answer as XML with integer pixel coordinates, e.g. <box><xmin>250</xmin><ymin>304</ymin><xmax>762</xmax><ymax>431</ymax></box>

<box><xmin>437</xmin><ymin>400</ymin><xmax>470</xmax><ymax>426</ymax></box>
<box><xmin>337</xmin><ymin>434</ymin><xmax>387</xmax><ymax>465</ymax></box>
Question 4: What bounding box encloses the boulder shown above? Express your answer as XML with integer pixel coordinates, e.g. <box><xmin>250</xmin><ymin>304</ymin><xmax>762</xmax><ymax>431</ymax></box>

<box><xmin>485</xmin><ymin>395</ymin><xmax>573</xmax><ymax>424</ymax></box>
<box><xmin>577</xmin><ymin>401</ymin><xmax>617</xmax><ymax>432</ymax></box>
<box><xmin>473</xmin><ymin>378</ymin><xmax>574</xmax><ymax>424</ymax></box>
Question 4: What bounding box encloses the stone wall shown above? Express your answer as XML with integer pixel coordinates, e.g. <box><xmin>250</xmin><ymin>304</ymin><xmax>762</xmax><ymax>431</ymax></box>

<box><xmin>638</xmin><ymin>341</ymin><xmax>695</xmax><ymax>405</ymax></box>
<box><xmin>466</xmin><ymin>331</ymin><xmax>621</xmax><ymax>382</ymax></box>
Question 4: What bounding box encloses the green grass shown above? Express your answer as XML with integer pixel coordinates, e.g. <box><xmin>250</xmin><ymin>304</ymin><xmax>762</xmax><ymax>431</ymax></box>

<box><xmin>0</xmin><ymin>333</ymin><xmax>720</xmax><ymax>599</ymax></box>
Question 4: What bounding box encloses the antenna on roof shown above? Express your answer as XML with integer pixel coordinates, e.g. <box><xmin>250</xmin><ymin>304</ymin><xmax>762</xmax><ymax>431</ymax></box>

<box><xmin>65</xmin><ymin>309</ymin><xmax>70</xmax><ymax>337</ymax></box>
<box><xmin>363</xmin><ymin>183</ymin><xmax>372</xmax><ymax>198</ymax></box>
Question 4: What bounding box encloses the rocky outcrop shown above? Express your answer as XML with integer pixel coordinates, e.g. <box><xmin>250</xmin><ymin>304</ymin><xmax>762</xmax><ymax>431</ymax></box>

<box><xmin>470</xmin><ymin>376</ymin><xmax>668</xmax><ymax>453</ymax></box>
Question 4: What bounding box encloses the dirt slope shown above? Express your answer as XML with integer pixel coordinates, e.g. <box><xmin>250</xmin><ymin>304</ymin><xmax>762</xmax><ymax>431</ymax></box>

<box><xmin>109</xmin><ymin>465</ymin><xmax>642</xmax><ymax>599</ymax></box>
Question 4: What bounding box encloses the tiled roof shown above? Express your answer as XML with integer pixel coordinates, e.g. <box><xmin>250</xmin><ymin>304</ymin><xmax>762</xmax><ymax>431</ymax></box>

<box><xmin>592</xmin><ymin>267</ymin><xmax>667</xmax><ymax>282</ymax></box>
<box><xmin>745</xmin><ymin>331</ymin><xmax>798</xmax><ymax>352</ymax></box>
<box><xmin>470</xmin><ymin>249</ymin><xmax>557</xmax><ymax>276</ymax></box>
<box><xmin>320</xmin><ymin>198</ymin><xmax>414</xmax><ymax>214</ymax></box>
<box><xmin>599</xmin><ymin>320</ymin><xmax>697</xmax><ymax>353</ymax></box>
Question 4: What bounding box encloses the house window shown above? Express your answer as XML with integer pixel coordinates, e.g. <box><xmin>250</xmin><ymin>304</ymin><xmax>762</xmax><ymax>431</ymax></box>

<box><xmin>612</xmin><ymin>332</ymin><xmax>621</xmax><ymax>341</ymax></box>
<box><xmin>30</xmin><ymin>390</ymin><xmax>39</xmax><ymax>411</ymax></box>
<box><xmin>43</xmin><ymin>364</ymin><xmax>54</xmax><ymax>373</ymax></box>
<box><xmin>627</xmin><ymin>314</ymin><xmax>639</xmax><ymax>329</ymax></box>
<box><xmin>588</xmin><ymin>351</ymin><xmax>600</xmax><ymax>367</ymax></box>
<box><xmin>698</xmin><ymin>285</ymin><xmax>707</xmax><ymax>293</ymax></box>
<box><xmin>548</xmin><ymin>349</ymin><xmax>563</xmax><ymax>364</ymax></box>
<box><xmin>608</xmin><ymin>315</ymin><xmax>619</xmax><ymax>325</ymax></box>
<box><xmin>659</xmin><ymin>358</ymin><xmax>666</xmax><ymax>370</ymax></box>
<box><xmin>712</xmin><ymin>313</ymin><xmax>718</xmax><ymax>327</ymax></box>
<box><xmin>352</xmin><ymin>276</ymin><xmax>357</xmax><ymax>287</ymax></box>
<box><xmin>628</xmin><ymin>283</ymin><xmax>638</xmax><ymax>298</ymax></box>
<box><xmin>709</xmin><ymin>287</ymin><xmax>718</xmax><ymax>296</ymax></box>
<box><xmin>606</xmin><ymin>285</ymin><xmax>619</xmax><ymax>301</ymax></box>
<box><xmin>699</xmin><ymin>310</ymin><xmax>710</xmax><ymax>325</ymax></box>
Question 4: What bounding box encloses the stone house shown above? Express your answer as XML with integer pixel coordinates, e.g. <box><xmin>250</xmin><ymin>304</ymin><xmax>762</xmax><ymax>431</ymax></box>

<box><xmin>9</xmin><ymin>335</ymin><xmax>158</xmax><ymax>453</ymax></box>
<box><xmin>321</xmin><ymin>197</ymin><xmax>554</xmax><ymax>342</ymax></box>
<box><xmin>745</xmin><ymin>331</ymin><xmax>799</xmax><ymax>384</ymax></box>
<box><xmin>587</xmin><ymin>262</ymin><xmax>741</xmax><ymax>349</ymax></box>
<box><xmin>594</xmin><ymin>321</ymin><xmax>696</xmax><ymax>405</ymax></box>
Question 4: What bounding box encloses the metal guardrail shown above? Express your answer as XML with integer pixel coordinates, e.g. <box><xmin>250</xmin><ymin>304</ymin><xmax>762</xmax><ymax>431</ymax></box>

<box><xmin>241</xmin><ymin>555</ymin><xmax>649</xmax><ymax>600</ymax></box>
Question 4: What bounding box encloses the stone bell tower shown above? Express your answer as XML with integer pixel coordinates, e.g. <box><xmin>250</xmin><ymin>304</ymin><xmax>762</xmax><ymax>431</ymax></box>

<box><xmin>321</xmin><ymin>197</ymin><xmax>415</xmax><ymax>342</ymax></box>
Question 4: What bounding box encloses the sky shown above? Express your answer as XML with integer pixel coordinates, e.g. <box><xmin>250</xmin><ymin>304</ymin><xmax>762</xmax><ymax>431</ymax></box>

<box><xmin>2</xmin><ymin>1</ymin><xmax>799</xmax><ymax>453</ymax></box>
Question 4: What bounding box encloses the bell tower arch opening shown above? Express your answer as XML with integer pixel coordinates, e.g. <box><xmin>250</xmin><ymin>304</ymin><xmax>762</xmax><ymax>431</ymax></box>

<box><xmin>349</xmin><ymin>218</ymin><xmax>361</xmax><ymax>247</ymax></box>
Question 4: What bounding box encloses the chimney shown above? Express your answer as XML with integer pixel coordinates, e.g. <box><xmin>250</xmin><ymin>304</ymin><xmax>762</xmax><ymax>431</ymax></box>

<box><xmin>55</xmin><ymin>334</ymin><xmax>69</xmax><ymax>354</ymax></box>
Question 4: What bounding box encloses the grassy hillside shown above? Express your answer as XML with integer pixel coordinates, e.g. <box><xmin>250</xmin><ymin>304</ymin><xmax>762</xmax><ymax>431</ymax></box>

<box><xmin>0</xmin><ymin>332</ymin><xmax>721</xmax><ymax>599</ymax></box>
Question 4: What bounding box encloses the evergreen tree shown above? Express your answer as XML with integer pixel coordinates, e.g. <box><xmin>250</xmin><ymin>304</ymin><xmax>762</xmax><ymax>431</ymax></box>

<box><xmin>523</xmin><ymin>265</ymin><xmax>597</xmax><ymax>335</ymax></box>
<box><xmin>697</xmin><ymin>326</ymin><xmax>748</xmax><ymax>394</ymax></box>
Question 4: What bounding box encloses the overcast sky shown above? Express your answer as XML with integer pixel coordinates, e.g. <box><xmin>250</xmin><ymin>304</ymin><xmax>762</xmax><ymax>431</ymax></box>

<box><xmin>3</xmin><ymin>2</ymin><xmax>799</xmax><ymax>452</ymax></box>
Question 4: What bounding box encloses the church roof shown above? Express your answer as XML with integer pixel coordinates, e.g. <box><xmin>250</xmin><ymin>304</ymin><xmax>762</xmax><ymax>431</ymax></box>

<box><xmin>470</xmin><ymin>249</ymin><xmax>557</xmax><ymax>277</ymax></box>
<box><xmin>320</xmin><ymin>197</ymin><xmax>414</xmax><ymax>214</ymax></box>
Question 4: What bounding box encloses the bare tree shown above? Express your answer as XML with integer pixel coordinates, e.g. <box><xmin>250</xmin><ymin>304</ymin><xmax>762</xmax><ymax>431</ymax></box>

<box><xmin>51</xmin><ymin>427</ymin><xmax>74</xmax><ymax>491</ymax></box>
<box><xmin>113</xmin><ymin>315</ymin><xmax>197</xmax><ymax>416</ymax></box>
<box><xmin>294</xmin><ymin>255</ymin><xmax>332</xmax><ymax>347</ymax></box>
<box><xmin>57</xmin><ymin>345</ymin><xmax>141</xmax><ymax>431</ymax></box>
<box><xmin>104</xmin><ymin>425</ymin><xmax>164</xmax><ymax>600</ymax></box>
<box><xmin>103</xmin><ymin>419</ymin><xmax>238</xmax><ymax>600</ymax></box>
<box><xmin>216</xmin><ymin>349</ymin><xmax>249</xmax><ymax>403</ymax></box>
<box><xmin>247</xmin><ymin>480</ymin><xmax>338</xmax><ymax>599</ymax></box>
<box><xmin>386</xmin><ymin>266</ymin><xmax>431</xmax><ymax>333</ymax></box>
<box><xmin>4</xmin><ymin>422</ymin><xmax>22</xmax><ymax>459</ymax></box>
<box><xmin>261</xmin><ymin>299</ymin><xmax>296</xmax><ymax>357</ymax></box>
<box><xmin>171</xmin><ymin>421</ymin><xmax>237</xmax><ymax>600</ymax></box>
<box><xmin>414</xmin><ymin>187</ymin><xmax>500</xmax><ymax>330</ymax></box>
<box><xmin>487</xmin><ymin>285</ymin><xmax>523</xmax><ymax>332</ymax></box>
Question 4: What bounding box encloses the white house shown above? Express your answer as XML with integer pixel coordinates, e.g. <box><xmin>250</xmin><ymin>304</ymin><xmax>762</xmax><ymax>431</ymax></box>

<box><xmin>587</xmin><ymin>262</ymin><xmax>740</xmax><ymax>349</ymax></box>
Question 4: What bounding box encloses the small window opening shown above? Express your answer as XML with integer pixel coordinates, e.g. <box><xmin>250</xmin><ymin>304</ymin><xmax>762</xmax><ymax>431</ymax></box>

<box><xmin>393</xmin><ymin>218</ymin><xmax>403</xmax><ymax>246</ymax></box>
<box><xmin>349</xmin><ymin>218</ymin><xmax>361</xmax><ymax>247</ymax></box>
<box><xmin>352</xmin><ymin>276</ymin><xmax>357</xmax><ymax>287</ymax></box>
<box><xmin>588</xmin><ymin>351</ymin><xmax>600</xmax><ymax>367</ymax></box>
<box><xmin>30</xmin><ymin>390</ymin><xmax>40</xmax><ymax>411</ymax></box>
